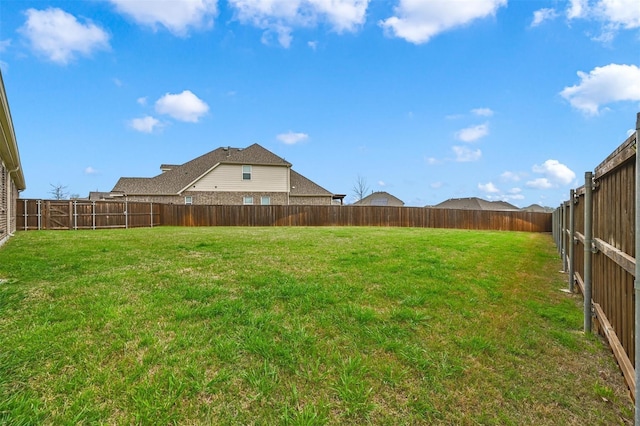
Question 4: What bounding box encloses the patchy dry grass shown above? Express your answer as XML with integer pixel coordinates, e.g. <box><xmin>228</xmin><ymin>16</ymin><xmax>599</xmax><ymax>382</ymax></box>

<box><xmin>0</xmin><ymin>227</ymin><xmax>633</xmax><ymax>424</ymax></box>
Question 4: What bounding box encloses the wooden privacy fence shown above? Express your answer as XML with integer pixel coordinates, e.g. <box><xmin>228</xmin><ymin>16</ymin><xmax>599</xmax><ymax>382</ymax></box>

<box><xmin>17</xmin><ymin>200</ymin><xmax>552</xmax><ymax>232</ymax></box>
<box><xmin>159</xmin><ymin>204</ymin><xmax>551</xmax><ymax>231</ymax></box>
<box><xmin>17</xmin><ymin>199</ymin><xmax>161</xmax><ymax>230</ymax></box>
<box><xmin>553</xmin><ymin>124</ymin><xmax>638</xmax><ymax>401</ymax></box>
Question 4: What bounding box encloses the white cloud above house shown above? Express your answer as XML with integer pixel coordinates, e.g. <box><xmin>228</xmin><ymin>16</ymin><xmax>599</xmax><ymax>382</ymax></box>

<box><xmin>380</xmin><ymin>0</ymin><xmax>507</xmax><ymax>44</ymax></box>
<box><xmin>155</xmin><ymin>90</ymin><xmax>209</xmax><ymax>122</ymax></box>
<box><xmin>526</xmin><ymin>178</ymin><xmax>554</xmax><ymax>190</ymax></box>
<box><xmin>228</xmin><ymin>0</ymin><xmax>369</xmax><ymax>47</ymax></box>
<box><xmin>471</xmin><ymin>107</ymin><xmax>494</xmax><ymax>117</ymax></box>
<box><xmin>84</xmin><ymin>166</ymin><xmax>98</xmax><ymax>175</ymax></box>
<box><xmin>531</xmin><ymin>8</ymin><xmax>559</xmax><ymax>27</ymax></box>
<box><xmin>19</xmin><ymin>8</ymin><xmax>110</xmax><ymax>64</ymax></box>
<box><xmin>478</xmin><ymin>182</ymin><xmax>499</xmax><ymax>193</ymax></box>
<box><xmin>108</xmin><ymin>0</ymin><xmax>218</xmax><ymax>36</ymax></box>
<box><xmin>455</xmin><ymin>123</ymin><xmax>489</xmax><ymax>142</ymax></box>
<box><xmin>453</xmin><ymin>146</ymin><xmax>482</xmax><ymax>162</ymax></box>
<box><xmin>527</xmin><ymin>159</ymin><xmax>575</xmax><ymax>189</ymax></box>
<box><xmin>277</xmin><ymin>131</ymin><xmax>309</xmax><ymax>144</ymax></box>
<box><xmin>500</xmin><ymin>171</ymin><xmax>522</xmax><ymax>182</ymax></box>
<box><xmin>130</xmin><ymin>115</ymin><xmax>162</xmax><ymax>133</ymax></box>
<box><xmin>560</xmin><ymin>64</ymin><xmax>640</xmax><ymax>115</ymax></box>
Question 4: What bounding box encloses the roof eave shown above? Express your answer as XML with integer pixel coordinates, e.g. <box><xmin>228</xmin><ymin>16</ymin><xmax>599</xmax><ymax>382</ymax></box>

<box><xmin>0</xmin><ymin>72</ymin><xmax>25</xmax><ymax>190</ymax></box>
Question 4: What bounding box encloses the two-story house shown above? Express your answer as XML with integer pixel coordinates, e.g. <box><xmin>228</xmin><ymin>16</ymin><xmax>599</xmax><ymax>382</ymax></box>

<box><xmin>0</xmin><ymin>71</ymin><xmax>26</xmax><ymax>245</ymax></box>
<box><xmin>110</xmin><ymin>143</ymin><xmax>343</xmax><ymax>205</ymax></box>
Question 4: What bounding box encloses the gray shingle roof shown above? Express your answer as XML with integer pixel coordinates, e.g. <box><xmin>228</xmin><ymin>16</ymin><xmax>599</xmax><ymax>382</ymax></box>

<box><xmin>353</xmin><ymin>191</ymin><xmax>405</xmax><ymax>206</ymax></box>
<box><xmin>112</xmin><ymin>143</ymin><xmax>292</xmax><ymax>195</ymax></box>
<box><xmin>289</xmin><ymin>170</ymin><xmax>332</xmax><ymax>196</ymax></box>
<box><xmin>431</xmin><ymin>197</ymin><xmax>519</xmax><ymax>211</ymax></box>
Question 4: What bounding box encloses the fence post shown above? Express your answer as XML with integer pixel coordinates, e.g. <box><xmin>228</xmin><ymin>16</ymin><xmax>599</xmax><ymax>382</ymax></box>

<box><xmin>125</xmin><ymin>200</ymin><xmax>128</xmax><ymax>229</ymax></box>
<box><xmin>569</xmin><ymin>189</ymin><xmax>575</xmax><ymax>293</ymax></box>
<box><xmin>73</xmin><ymin>200</ymin><xmax>77</xmax><ymax>230</ymax></box>
<box><xmin>634</xmin><ymin>112</ymin><xmax>640</xmax><ymax>426</ymax></box>
<box><xmin>37</xmin><ymin>200</ymin><xmax>41</xmax><ymax>230</ymax></box>
<box><xmin>23</xmin><ymin>199</ymin><xmax>27</xmax><ymax>230</ymax></box>
<box><xmin>92</xmin><ymin>201</ymin><xmax>96</xmax><ymax>230</ymax></box>
<box><xmin>561</xmin><ymin>201</ymin><xmax>567</xmax><ymax>272</ymax></box>
<box><xmin>150</xmin><ymin>202</ymin><xmax>153</xmax><ymax>228</ymax></box>
<box><xmin>584</xmin><ymin>171</ymin><xmax>593</xmax><ymax>333</ymax></box>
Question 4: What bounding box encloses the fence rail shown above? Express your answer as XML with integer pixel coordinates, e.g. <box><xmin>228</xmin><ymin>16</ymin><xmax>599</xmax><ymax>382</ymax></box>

<box><xmin>16</xmin><ymin>200</ymin><xmax>552</xmax><ymax>232</ymax></box>
<box><xmin>17</xmin><ymin>200</ymin><xmax>160</xmax><ymax>230</ymax></box>
<box><xmin>553</xmin><ymin>121</ymin><xmax>638</xmax><ymax>402</ymax></box>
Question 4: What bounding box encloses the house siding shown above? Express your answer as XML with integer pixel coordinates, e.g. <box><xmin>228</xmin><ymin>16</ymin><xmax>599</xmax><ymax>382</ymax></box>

<box><xmin>0</xmin><ymin>161</ymin><xmax>7</xmax><ymax>241</ymax></box>
<box><xmin>289</xmin><ymin>196</ymin><xmax>332</xmax><ymax>205</ymax></box>
<box><xmin>122</xmin><ymin>192</ymin><xmax>289</xmax><ymax>206</ymax></box>
<box><xmin>190</xmin><ymin>164</ymin><xmax>288</xmax><ymax>193</ymax></box>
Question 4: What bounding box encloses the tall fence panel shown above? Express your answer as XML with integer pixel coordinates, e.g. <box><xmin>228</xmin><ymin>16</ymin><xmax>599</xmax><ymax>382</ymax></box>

<box><xmin>17</xmin><ymin>200</ymin><xmax>161</xmax><ymax>230</ymax></box>
<box><xmin>17</xmin><ymin>201</ymin><xmax>552</xmax><ymax>232</ymax></box>
<box><xmin>554</xmin><ymin>129</ymin><xmax>638</xmax><ymax>400</ymax></box>
<box><xmin>158</xmin><ymin>204</ymin><xmax>551</xmax><ymax>231</ymax></box>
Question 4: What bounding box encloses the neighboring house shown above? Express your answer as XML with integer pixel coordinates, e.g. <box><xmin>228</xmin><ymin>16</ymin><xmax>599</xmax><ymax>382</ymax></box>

<box><xmin>353</xmin><ymin>191</ymin><xmax>404</xmax><ymax>207</ymax></box>
<box><xmin>521</xmin><ymin>204</ymin><xmax>554</xmax><ymax>213</ymax></box>
<box><xmin>0</xmin><ymin>71</ymin><xmax>26</xmax><ymax>245</ymax></box>
<box><xmin>111</xmin><ymin>143</ymin><xmax>343</xmax><ymax>205</ymax></box>
<box><xmin>430</xmin><ymin>197</ymin><xmax>519</xmax><ymax>211</ymax></box>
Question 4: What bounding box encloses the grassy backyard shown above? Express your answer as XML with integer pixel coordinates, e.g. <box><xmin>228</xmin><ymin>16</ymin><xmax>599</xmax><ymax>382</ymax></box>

<box><xmin>0</xmin><ymin>227</ymin><xmax>633</xmax><ymax>424</ymax></box>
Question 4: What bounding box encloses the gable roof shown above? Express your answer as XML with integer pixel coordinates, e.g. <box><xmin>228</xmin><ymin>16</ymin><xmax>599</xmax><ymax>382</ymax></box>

<box><xmin>353</xmin><ymin>191</ymin><xmax>404</xmax><ymax>206</ymax></box>
<box><xmin>431</xmin><ymin>197</ymin><xmax>519</xmax><ymax>211</ymax></box>
<box><xmin>0</xmin><ymin>71</ymin><xmax>25</xmax><ymax>190</ymax></box>
<box><xmin>112</xmin><ymin>143</ymin><xmax>291</xmax><ymax>195</ymax></box>
<box><xmin>289</xmin><ymin>170</ymin><xmax>332</xmax><ymax>197</ymax></box>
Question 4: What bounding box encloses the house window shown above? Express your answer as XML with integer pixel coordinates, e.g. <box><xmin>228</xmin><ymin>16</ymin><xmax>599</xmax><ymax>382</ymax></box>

<box><xmin>243</xmin><ymin>196</ymin><xmax>254</xmax><ymax>205</ymax></box>
<box><xmin>261</xmin><ymin>196</ymin><xmax>270</xmax><ymax>205</ymax></box>
<box><xmin>242</xmin><ymin>165</ymin><xmax>252</xmax><ymax>180</ymax></box>
<box><xmin>184</xmin><ymin>196</ymin><xmax>193</xmax><ymax>205</ymax></box>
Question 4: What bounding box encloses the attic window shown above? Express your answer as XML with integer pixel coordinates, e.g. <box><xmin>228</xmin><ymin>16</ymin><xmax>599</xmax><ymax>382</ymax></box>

<box><xmin>242</xmin><ymin>165</ymin><xmax>252</xmax><ymax>180</ymax></box>
<box><xmin>184</xmin><ymin>196</ymin><xmax>193</xmax><ymax>205</ymax></box>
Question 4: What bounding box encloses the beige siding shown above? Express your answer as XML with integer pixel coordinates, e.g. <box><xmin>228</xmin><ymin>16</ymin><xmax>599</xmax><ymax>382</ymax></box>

<box><xmin>188</xmin><ymin>164</ymin><xmax>288</xmax><ymax>193</ymax></box>
<box><xmin>0</xmin><ymin>161</ymin><xmax>6</xmax><ymax>240</ymax></box>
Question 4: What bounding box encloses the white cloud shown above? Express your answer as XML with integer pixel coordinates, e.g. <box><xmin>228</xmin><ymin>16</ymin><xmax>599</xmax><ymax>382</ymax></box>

<box><xmin>471</xmin><ymin>107</ymin><xmax>494</xmax><ymax>117</ymax></box>
<box><xmin>531</xmin><ymin>159</ymin><xmax>576</xmax><ymax>186</ymax></box>
<box><xmin>308</xmin><ymin>40</ymin><xmax>318</xmax><ymax>50</ymax></box>
<box><xmin>426</xmin><ymin>157</ymin><xmax>440</xmax><ymax>165</ymax></box>
<box><xmin>378</xmin><ymin>180</ymin><xmax>386</xmax><ymax>186</ymax></box>
<box><xmin>130</xmin><ymin>115</ymin><xmax>162</xmax><ymax>133</ymax></box>
<box><xmin>560</xmin><ymin>64</ymin><xmax>640</xmax><ymax>115</ymax></box>
<box><xmin>508</xmin><ymin>187</ymin><xmax>522</xmax><ymax>195</ymax></box>
<box><xmin>84</xmin><ymin>166</ymin><xmax>98</xmax><ymax>175</ymax></box>
<box><xmin>108</xmin><ymin>0</ymin><xmax>218</xmax><ymax>36</ymax></box>
<box><xmin>137</xmin><ymin>97</ymin><xmax>148</xmax><ymax>106</ymax></box>
<box><xmin>19</xmin><ymin>8</ymin><xmax>110</xmax><ymax>64</ymax></box>
<box><xmin>531</xmin><ymin>8</ymin><xmax>559</xmax><ymax>27</ymax></box>
<box><xmin>430</xmin><ymin>181</ymin><xmax>443</xmax><ymax>189</ymax></box>
<box><xmin>380</xmin><ymin>0</ymin><xmax>507</xmax><ymax>44</ymax></box>
<box><xmin>113</xmin><ymin>78</ymin><xmax>123</xmax><ymax>87</ymax></box>
<box><xmin>500</xmin><ymin>171</ymin><xmax>521</xmax><ymax>182</ymax></box>
<box><xmin>456</xmin><ymin>123</ymin><xmax>489</xmax><ymax>142</ymax></box>
<box><xmin>478</xmin><ymin>182</ymin><xmax>499</xmax><ymax>193</ymax></box>
<box><xmin>0</xmin><ymin>39</ymin><xmax>10</xmax><ymax>52</ymax></box>
<box><xmin>229</xmin><ymin>0</ymin><xmax>369</xmax><ymax>47</ymax></box>
<box><xmin>453</xmin><ymin>146</ymin><xmax>482</xmax><ymax>162</ymax></box>
<box><xmin>596</xmin><ymin>0</ymin><xmax>640</xmax><ymax>29</ymax></box>
<box><xmin>526</xmin><ymin>178</ymin><xmax>553</xmax><ymax>189</ymax></box>
<box><xmin>155</xmin><ymin>90</ymin><xmax>209</xmax><ymax>122</ymax></box>
<box><xmin>277</xmin><ymin>131</ymin><xmax>309</xmax><ymax>144</ymax></box>
<box><xmin>566</xmin><ymin>0</ymin><xmax>640</xmax><ymax>40</ymax></box>
<box><xmin>567</xmin><ymin>0</ymin><xmax>588</xmax><ymax>19</ymax></box>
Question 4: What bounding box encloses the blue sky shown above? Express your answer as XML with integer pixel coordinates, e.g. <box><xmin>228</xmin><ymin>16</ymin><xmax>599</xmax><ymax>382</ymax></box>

<box><xmin>1</xmin><ymin>0</ymin><xmax>639</xmax><ymax>207</ymax></box>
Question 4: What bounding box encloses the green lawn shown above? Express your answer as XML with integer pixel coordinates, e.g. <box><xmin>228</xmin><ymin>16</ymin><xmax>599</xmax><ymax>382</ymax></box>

<box><xmin>0</xmin><ymin>227</ymin><xmax>633</xmax><ymax>424</ymax></box>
